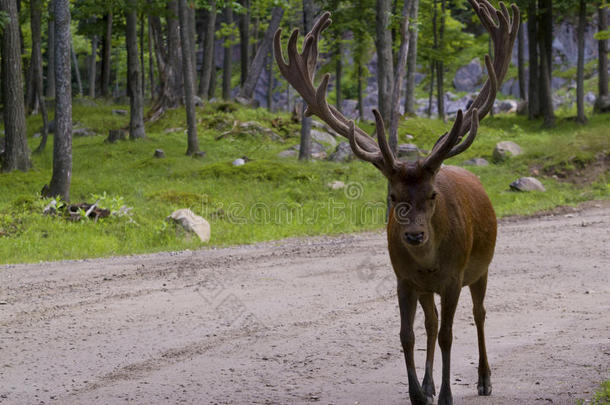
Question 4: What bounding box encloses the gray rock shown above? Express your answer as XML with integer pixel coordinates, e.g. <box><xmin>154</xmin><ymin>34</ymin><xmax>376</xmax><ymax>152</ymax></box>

<box><xmin>194</xmin><ymin>96</ymin><xmax>204</xmax><ymax>107</ymax></box>
<box><xmin>397</xmin><ymin>143</ymin><xmax>420</xmax><ymax>161</ymax></box>
<box><xmin>463</xmin><ymin>157</ymin><xmax>489</xmax><ymax>166</ymax></box>
<box><xmin>495</xmin><ymin>100</ymin><xmax>518</xmax><ymax>114</ymax></box>
<box><xmin>291</xmin><ymin>141</ymin><xmax>327</xmax><ymax>159</ymax></box>
<box><xmin>112</xmin><ymin>109</ymin><xmax>128</xmax><ymax>116</ymax></box>
<box><xmin>453</xmin><ymin>59</ymin><xmax>483</xmax><ymax>92</ymax></box>
<box><xmin>193</xmin><ymin>151</ymin><xmax>207</xmax><ymax>159</ymax></box>
<box><xmin>72</xmin><ymin>128</ymin><xmax>96</xmax><ymax>137</ymax></box>
<box><xmin>167</xmin><ymin>209</ymin><xmax>211</xmax><ymax>243</ymax></box>
<box><xmin>493</xmin><ymin>141</ymin><xmax>523</xmax><ymax>162</ymax></box>
<box><xmin>310</xmin><ymin>129</ymin><xmax>337</xmax><ymax>147</ymax></box>
<box><xmin>594</xmin><ymin>95</ymin><xmax>610</xmax><ymax>113</ymax></box>
<box><xmin>328</xmin><ymin>142</ymin><xmax>355</xmax><ymax>162</ymax></box>
<box><xmin>153</xmin><ymin>149</ymin><xmax>165</xmax><ymax>158</ymax></box>
<box><xmin>585</xmin><ymin>92</ymin><xmax>597</xmax><ymax>105</ymax></box>
<box><xmin>278</xmin><ymin>149</ymin><xmax>297</xmax><ymax>158</ymax></box>
<box><xmin>232</xmin><ymin>158</ymin><xmax>246</xmax><ymax>166</ymax></box>
<box><xmin>509</xmin><ymin>177</ymin><xmax>546</xmax><ymax>192</ymax></box>
<box><xmin>327</xmin><ymin>181</ymin><xmax>346</xmax><ymax>190</ymax></box>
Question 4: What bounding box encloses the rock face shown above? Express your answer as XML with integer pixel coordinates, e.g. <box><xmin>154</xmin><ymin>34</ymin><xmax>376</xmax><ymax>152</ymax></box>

<box><xmin>493</xmin><ymin>141</ymin><xmax>523</xmax><ymax>162</ymax></box>
<box><xmin>397</xmin><ymin>144</ymin><xmax>421</xmax><ymax>161</ymax></box>
<box><xmin>310</xmin><ymin>129</ymin><xmax>337</xmax><ymax>147</ymax></box>
<box><xmin>168</xmin><ymin>209</ymin><xmax>211</xmax><ymax>243</ymax></box>
<box><xmin>510</xmin><ymin>177</ymin><xmax>546</xmax><ymax>192</ymax></box>
<box><xmin>328</xmin><ymin>142</ymin><xmax>354</xmax><ymax>162</ymax></box>
<box><xmin>463</xmin><ymin>157</ymin><xmax>489</xmax><ymax>166</ymax></box>
<box><xmin>453</xmin><ymin>59</ymin><xmax>483</xmax><ymax>92</ymax></box>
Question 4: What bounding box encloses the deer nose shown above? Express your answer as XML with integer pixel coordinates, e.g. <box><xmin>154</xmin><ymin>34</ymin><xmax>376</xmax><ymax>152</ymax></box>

<box><xmin>404</xmin><ymin>232</ymin><xmax>425</xmax><ymax>246</ymax></box>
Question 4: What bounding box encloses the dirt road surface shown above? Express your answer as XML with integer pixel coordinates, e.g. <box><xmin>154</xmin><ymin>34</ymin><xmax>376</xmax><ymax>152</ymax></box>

<box><xmin>1</xmin><ymin>204</ymin><xmax>609</xmax><ymax>405</ymax></box>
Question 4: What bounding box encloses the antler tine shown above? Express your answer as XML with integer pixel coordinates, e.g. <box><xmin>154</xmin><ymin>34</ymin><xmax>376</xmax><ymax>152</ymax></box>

<box><xmin>347</xmin><ymin>121</ymin><xmax>384</xmax><ymax>165</ymax></box>
<box><xmin>425</xmin><ymin>0</ymin><xmax>518</xmax><ymax>169</ymax></box>
<box><xmin>372</xmin><ymin>109</ymin><xmax>398</xmax><ymax>172</ymax></box>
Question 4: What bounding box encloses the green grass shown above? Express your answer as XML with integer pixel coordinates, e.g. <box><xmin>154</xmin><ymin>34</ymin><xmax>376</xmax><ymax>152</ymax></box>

<box><xmin>0</xmin><ymin>100</ymin><xmax>608</xmax><ymax>264</ymax></box>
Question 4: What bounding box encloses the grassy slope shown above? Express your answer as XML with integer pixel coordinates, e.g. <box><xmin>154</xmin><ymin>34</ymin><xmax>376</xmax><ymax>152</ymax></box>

<box><xmin>0</xmin><ymin>100</ymin><xmax>608</xmax><ymax>264</ymax></box>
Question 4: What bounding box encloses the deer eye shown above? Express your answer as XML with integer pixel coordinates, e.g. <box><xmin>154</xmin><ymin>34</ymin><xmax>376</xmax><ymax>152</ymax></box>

<box><xmin>429</xmin><ymin>192</ymin><xmax>438</xmax><ymax>200</ymax></box>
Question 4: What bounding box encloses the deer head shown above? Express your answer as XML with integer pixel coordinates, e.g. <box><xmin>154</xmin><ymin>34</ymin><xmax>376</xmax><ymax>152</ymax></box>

<box><xmin>274</xmin><ymin>0</ymin><xmax>519</xmax><ymax>248</ymax></box>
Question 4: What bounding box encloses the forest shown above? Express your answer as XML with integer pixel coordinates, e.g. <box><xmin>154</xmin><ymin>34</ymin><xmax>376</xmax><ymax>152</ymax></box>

<box><xmin>0</xmin><ymin>0</ymin><xmax>608</xmax><ymax>263</ymax></box>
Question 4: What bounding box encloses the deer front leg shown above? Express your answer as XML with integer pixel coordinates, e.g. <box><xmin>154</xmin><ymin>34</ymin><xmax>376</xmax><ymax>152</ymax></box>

<box><xmin>419</xmin><ymin>293</ymin><xmax>438</xmax><ymax>401</ymax></box>
<box><xmin>438</xmin><ymin>285</ymin><xmax>461</xmax><ymax>405</ymax></box>
<box><xmin>397</xmin><ymin>280</ymin><xmax>431</xmax><ymax>405</ymax></box>
<box><xmin>469</xmin><ymin>273</ymin><xmax>492</xmax><ymax>396</ymax></box>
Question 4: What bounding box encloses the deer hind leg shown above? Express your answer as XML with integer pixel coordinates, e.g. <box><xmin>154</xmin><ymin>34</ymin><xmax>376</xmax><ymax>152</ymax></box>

<box><xmin>419</xmin><ymin>293</ymin><xmax>438</xmax><ymax>401</ymax></box>
<box><xmin>469</xmin><ymin>273</ymin><xmax>492</xmax><ymax>396</ymax></box>
<box><xmin>397</xmin><ymin>280</ymin><xmax>431</xmax><ymax>405</ymax></box>
<box><xmin>438</xmin><ymin>285</ymin><xmax>461</xmax><ymax>405</ymax></box>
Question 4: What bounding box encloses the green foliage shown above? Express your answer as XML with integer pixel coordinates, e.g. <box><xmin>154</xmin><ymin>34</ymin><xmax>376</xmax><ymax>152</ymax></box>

<box><xmin>577</xmin><ymin>380</ymin><xmax>610</xmax><ymax>405</ymax></box>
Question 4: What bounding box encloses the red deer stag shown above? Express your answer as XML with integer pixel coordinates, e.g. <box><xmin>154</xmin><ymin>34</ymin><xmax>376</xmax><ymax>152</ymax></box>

<box><xmin>274</xmin><ymin>1</ymin><xmax>519</xmax><ymax>404</ymax></box>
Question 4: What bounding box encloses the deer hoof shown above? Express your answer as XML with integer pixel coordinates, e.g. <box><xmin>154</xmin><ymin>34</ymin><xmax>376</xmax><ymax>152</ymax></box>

<box><xmin>478</xmin><ymin>375</ymin><xmax>492</xmax><ymax>396</ymax></box>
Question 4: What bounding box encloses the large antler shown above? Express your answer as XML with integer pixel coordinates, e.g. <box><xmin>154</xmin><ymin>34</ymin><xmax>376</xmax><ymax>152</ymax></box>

<box><xmin>423</xmin><ymin>0</ymin><xmax>520</xmax><ymax>171</ymax></box>
<box><xmin>274</xmin><ymin>12</ymin><xmax>399</xmax><ymax>175</ymax></box>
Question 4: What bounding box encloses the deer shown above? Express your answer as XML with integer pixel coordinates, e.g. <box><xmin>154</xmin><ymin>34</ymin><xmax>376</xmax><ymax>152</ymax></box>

<box><xmin>274</xmin><ymin>1</ymin><xmax>519</xmax><ymax>404</ymax></box>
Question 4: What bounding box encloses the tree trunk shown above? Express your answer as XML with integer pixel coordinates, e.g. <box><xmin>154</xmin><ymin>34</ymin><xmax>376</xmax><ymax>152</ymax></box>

<box><xmin>538</xmin><ymin>0</ymin><xmax>554</xmax><ymax>127</ymax></box>
<box><xmin>335</xmin><ymin>42</ymin><xmax>343</xmax><ymax>113</ymax></box>
<box><xmin>299</xmin><ymin>0</ymin><xmax>314</xmax><ymax>160</ymax></box>
<box><xmin>44</xmin><ymin>0</ymin><xmax>72</xmax><ymax>200</ymax></box>
<box><xmin>405</xmin><ymin>0</ymin><xmax>419</xmax><ymax>115</ymax></box>
<box><xmin>575</xmin><ymin>0</ymin><xmax>587</xmax><ymax>123</ymax></box>
<box><xmin>222</xmin><ymin>6</ymin><xmax>234</xmax><ymax>100</ymax></box>
<box><xmin>71</xmin><ymin>40</ymin><xmax>83</xmax><ymax>96</ymax></box>
<box><xmin>101</xmin><ymin>11</ymin><xmax>113</xmax><ymax>97</ymax></box>
<box><xmin>198</xmin><ymin>0</ymin><xmax>216</xmax><ymax>99</ymax></box>
<box><xmin>46</xmin><ymin>1</ymin><xmax>55</xmax><ymax>99</ymax></box>
<box><xmin>1</xmin><ymin>0</ymin><xmax>31</xmax><ymax>172</ymax></box>
<box><xmin>357</xmin><ymin>63</ymin><xmax>364</xmax><ymax>120</ymax></box>
<box><xmin>189</xmin><ymin>4</ymin><xmax>196</xmax><ymax>78</ymax></box>
<box><xmin>427</xmin><ymin>62</ymin><xmax>435</xmax><ymax>117</ymax></box>
<box><xmin>30</xmin><ymin>0</ymin><xmax>49</xmax><ymax>153</ymax></box>
<box><xmin>376</xmin><ymin>0</ymin><xmax>394</xmax><ymax>124</ymax></box>
<box><xmin>148</xmin><ymin>16</ymin><xmax>155</xmax><ymax>99</ymax></box>
<box><xmin>88</xmin><ymin>35</ymin><xmax>98</xmax><ymax>98</ymax></box>
<box><xmin>179</xmin><ymin>0</ymin><xmax>199</xmax><ymax>155</ymax></box>
<box><xmin>527</xmin><ymin>0</ymin><xmax>540</xmax><ymax>119</ymax></box>
<box><xmin>238</xmin><ymin>6</ymin><xmax>284</xmax><ymax>101</ymax></box>
<box><xmin>126</xmin><ymin>0</ymin><xmax>146</xmax><ymax>139</ymax></box>
<box><xmin>140</xmin><ymin>13</ymin><xmax>145</xmax><ymax>98</ymax></box>
<box><xmin>517</xmin><ymin>12</ymin><xmax>526</xmax><ymax>100</ymax></box>
<box><xmin>436</xmin><ymin>0</ymin><xmax>445</xmax><ymax>121</ymax></box>
<box><xmin>167</xmin><ymin>0</ymin><xmax>184</xmax><ymax>102</ymax></box>
<box><xmin>388</xmin><ymin>0</ymin><xmax>410</xmax><ymax>150</ymax></box>
<box><xmin>267</xmin><ymin>51</ymin><xmax>273</xmax><ymax>111</ymax></box>
<box><xmin>239</xmin><ymin>0</ymin><xmax>250</xmax><ymax>86</ymax></box>
<box><xmin>597</xmin><ymin>5</ymin><xmax>608</xmax><ymax>101</ymax></box>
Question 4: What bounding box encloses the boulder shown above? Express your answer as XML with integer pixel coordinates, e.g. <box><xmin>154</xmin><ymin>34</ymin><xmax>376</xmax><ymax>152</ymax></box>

<box><xmin>594</xmin><ymin>95</ymin><xmax>610</xmax><ymax>113</ymax></box>
<box><xmin>168</xmin><ymin>209</ymin><xmax>211</xmax><ymax>242</ymax></box>
<box><xmin>509</xmin><ymin>177</ymin><xmax>546</xmax><ymax>192</ymax></box>
<box><xmin>462</xmin><ymin>157</ymin><xmax>489</xmax><ymax>166</ymax></box>
<box><xmin>585</xmin><ymin>92</ymin><xmax>597</xmax><ymax>105</ymax></box>
<box><xmin>232</xmin><ymin>158</ymin><xmax>246</xmax><ymax>166</ymax></box>
<box><xmin>495</xmin><ymin>100</ymin><xmax>518</xmax><ymax>114</ymax></box>
<box><xmin>310</xmin><ymin>129</ymin><xmax>337</xmax><ymax>147</ymax></box>
<box><xmin>193</xmin><ymin>96</ymin><xmax>204</xmax><ymax>107</ymax></box>
<box><xmin>493</xmin><ymin>141</ymin><xmax>523</xmax><ymax>162</ymax></box>
<box><xmin>290</xmin><ymin>141</ymin><xmax>327</xmax><ymax>159</ymax></box>
<box><xmin>278</xmin><ymin>149</ymin><xmax>297</xmax><ymax>158</ymax></box>
<box><xmin>327</xmin><ymin>180</ymin><xmax>346</xmax><ymax>190</ymax></box>
<box><xmin>112</xmin><ymin>109</ymin><xmax>128</xmax><ymax>116</ymax></box>
<box><xmin>397</xmin><ymin>143</ymin><xmax>420</xmax><ymax>161</ymax></box>
<box><xmin>453</xmin><ymin>59</ymin><xmax>483</xmax><ymax>92</ymax></box>
<box><xmin>72</xmin><ymin>128</ymin><xmax>96</xmax><ymax>137</ymax></box>
<box><xmin>328</xmin><ymin>142</ymin><xmax>355</xmax><ymax>162</ymax></box>
<box><xmin>153</xmin><ymin>149</ymin><xmax>165</xmax><ymax>158</ymax></box>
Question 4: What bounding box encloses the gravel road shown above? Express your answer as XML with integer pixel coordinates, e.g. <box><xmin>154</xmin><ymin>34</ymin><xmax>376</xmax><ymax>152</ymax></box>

<box><xmin>1</xmin><ymin>204</ymin><xmax>609</xmax><ymax>405</ymax></box>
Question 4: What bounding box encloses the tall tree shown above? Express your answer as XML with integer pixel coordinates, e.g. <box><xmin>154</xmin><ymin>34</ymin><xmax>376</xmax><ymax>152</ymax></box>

<box><xmin>527</xmin><ymin>0</ymin><xmax>540</xmax><ymax>119</ymax></box>
<box><xmin>517</xmin><ymin>9</ymin><xmax>526</xmax><ymax>100</ymax></box>
<box><xmin>405</xmin><ymin>0</ymin><xmax>420</xmax><ymax>115</ymax></box>
<box><xmin>43</xmin><ymin>0</ymin><xmax>72</xmax><ymax>200</ymax></box>
<box><xmin>1</xmin><ymin>0</ymin><xmax>31</xmax><ymax>171</ymax></box>
<box><xmin>30</xmin><ymin>0</ymin><xmax>49</xmax><ymax>153</ymax></box>
<box><xmin>237</xmin><ymin>6</ymin><xmax>284</xmax><ymax>101</ymax></box>
<box><xmin>88</xmin><ymin>35</ymin><xmax>98</xmax><ymax>98</ymax></box>
<box><xmin>595</xmin><ymin>4</ymin><xmax>609</xmax><ymax>112</ymax></box>
<box><xmin>335</xmin><ymin>41</ymin><xmax>343</xmax><ymax>113</ymax></box>
<box><xmin>179</xmin><ymin>0</ymin><xmax>200</xmax><ymax>155</ymax></box>
<box><xmin>167</xmin><ymin>0</ymin><xmax>184</xmax><ymax>101</ymax></box>
<box><xmin>298</xmin><ymin>0</ymin><xmax>314</xmax><ymax>160</ymax></box>
<box><xmin>100</xmin><ymin>10</ymin><xmax>113</xmax><ymax>97</ymax></box>
<box><xmin>126</xmin><ymin>0</ymin><xmax>146</xmax><ymax>139</ymax></box>
<box><xmin>538</xmin><ymin>0</ymin><xmax>554</xmax><ymax>127</ymax></box>
<box><xmin>436</xmin><ymin>0</ymin><xmax>445</xmax><ymax>121</ymax></box>
<box><xmin>376</xmin><ymin>0</ymin><xmax>394</xmax><ymax>124</ymax></box>
<box><xmin>222</xmin><ymin>5</ymin><xmax>234</xmax><ymax>100</ymax></box>
<box><xmin>198</xmin><ymin>0</ymin><xmax>216</xmax><ymax>99</ymax></box>
<box><xmin>575</xmin><ymin>0</ymin><xmax>587</xmax><ymax>123</ymax></box>
<box><xmin>46</xmin><ymin>1</ymin><xmax>56</xmax><ymax>99</ymax></box>
<box><xmin>239</xmin><ymin>0</ymin><xmax>250</xmax><ymax>86</ymax></box>
<box><xmin>71</xmin><ymin>40</ymin><xmax>83</xmax><ymax>96</ymax></box>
